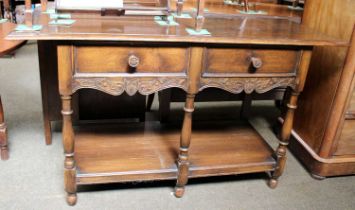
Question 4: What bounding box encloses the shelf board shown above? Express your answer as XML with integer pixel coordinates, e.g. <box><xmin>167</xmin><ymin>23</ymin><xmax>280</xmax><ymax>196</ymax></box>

<box><xmin>75</xmin><ymin>121</ymin><xmax>276</xmax><ymax>185</ymax></box>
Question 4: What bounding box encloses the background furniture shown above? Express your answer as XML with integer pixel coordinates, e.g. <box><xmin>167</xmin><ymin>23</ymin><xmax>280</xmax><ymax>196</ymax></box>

<box><xmin>290</xmin><ymin>0</ymin><xmax>355</xmax><ymax>178</ymax></box>
<box><xmin>0</xmin><ymin>96</ymin><xmax>7</xmax><ymax>160</ymax></box>
<box><xmin>0</xmin><ymin>0</ymin><xmax>11</xmax><ymax>20</ymax></box>
<box><xmin>0</xmin><ymin>21</ymin><xmax>27</xmax><ymax>160</ymax></box>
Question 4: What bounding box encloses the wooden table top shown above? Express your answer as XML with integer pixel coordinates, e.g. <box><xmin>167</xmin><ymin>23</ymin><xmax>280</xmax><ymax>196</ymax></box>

<box><xmin>0</xmin><ymin>22</ymin><xmax>26</xmax><ymax>56</ymax></box>
<box><xmin>6</xmin><ymin>5</ymin><xmax>345</xmax><ymax>47</ymax></box>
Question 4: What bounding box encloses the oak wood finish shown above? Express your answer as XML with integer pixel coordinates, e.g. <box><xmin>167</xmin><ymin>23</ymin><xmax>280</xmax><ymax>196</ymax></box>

<box><xmin>7</xmin><ymin>12</ymin><xmax>342</xmax><ymax>46</ymax></box>
<box><xmin>56</xmin><ymin>42</ymin><xmax>314</xmax><ymax>205</ymax></box>
<box><xmin>0</xmin><ymin>22</ymin><xmax>26</xmax><ymax>57</ymax></box>
<box><xmin>204</xmin><ymin>48</ymin><xmax>299</xmax><ymax>76</ymax></box>
<box><xmin>75</xmin><ymin>46</ymin><xmax>189</xmax><ymax>74</ymax></box>
<box><xmin>8</xmin><ymin>7</ymin><xmax>342</xmax><ymax>204</ymax></box>
<box><xmin>269</xmin><ymin>50</ymin><xmax>311</xmax><ymax>188</ymax></box>
<box><xmin>75</xmin><ymin>121</ymin><xmax>276</xmax><ymax>184</ymax></box>
<box><xmin>37</xmin><ymin>41</ymin><xmax>149</xmax><ymax>145</ymax></box>
<box><xmin>290</xmin><ymin>0</ymin><xmax>355</xmax><ymax>177</ymax></box>
<box><xmin>58</xmin><ymin>46</ymin><xmax>77</xmax><ymax>205</ymax></box>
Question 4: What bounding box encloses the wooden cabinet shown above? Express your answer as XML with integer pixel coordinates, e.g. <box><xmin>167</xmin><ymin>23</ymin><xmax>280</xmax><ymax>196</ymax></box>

<box><xmin>289</xmin><ymin>0</ymin><xmax>355</xmax><ymax>178</ymax></box>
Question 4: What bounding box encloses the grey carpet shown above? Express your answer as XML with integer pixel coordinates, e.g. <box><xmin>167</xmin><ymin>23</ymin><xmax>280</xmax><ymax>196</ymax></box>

<box><xmin>0</xmin><ymin>43</ymin><xmax>354</xmax><ymax>210</ymax></box>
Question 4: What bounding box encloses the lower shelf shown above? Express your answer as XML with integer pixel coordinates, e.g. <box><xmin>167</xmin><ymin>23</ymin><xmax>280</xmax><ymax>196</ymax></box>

<box><xmin>75</xmin><ymin>121</ymin><xmax>276</xmax><ymax>185</ymax></box>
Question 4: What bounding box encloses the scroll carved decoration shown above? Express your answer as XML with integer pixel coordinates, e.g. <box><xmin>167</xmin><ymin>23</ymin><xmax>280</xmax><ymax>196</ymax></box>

<box><xmin>199</xmin><ymin>77</ymin><xmax>296</xmax><ymax>94</ymax></box>
<box><xmin>72</xmin><ymin>77</ymin><xmax>188</xmax><ymax>96</ymax></box>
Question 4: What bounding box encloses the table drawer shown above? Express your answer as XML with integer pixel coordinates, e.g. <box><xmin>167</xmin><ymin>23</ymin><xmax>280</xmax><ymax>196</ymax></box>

<box><xmin>74</xmin><ymin>46</ymin><xmax>189</xmax><ymax>74</ymax></box>
<box><xmin>203</xmin><ymin>48</ymin><xmax>300</xmax><ymax>76</ymax></box>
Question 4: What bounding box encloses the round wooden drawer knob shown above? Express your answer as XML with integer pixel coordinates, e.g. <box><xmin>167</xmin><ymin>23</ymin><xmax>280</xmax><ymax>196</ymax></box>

<box><xmin>250</xmin><ymin>57</ymin><xmax>263</xmax><ymax>69</ymax></box>
<box><xmin>128</xmin><ymin>55</ymin><xmax>140</xmax><ymax>68</ymax></box>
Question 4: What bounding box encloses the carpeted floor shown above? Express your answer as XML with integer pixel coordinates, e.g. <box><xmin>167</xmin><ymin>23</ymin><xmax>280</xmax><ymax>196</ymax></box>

<box><xmin>0</xmin><ymin>43</ymin><xmax>354</xmax><ymax>210</ymax></box>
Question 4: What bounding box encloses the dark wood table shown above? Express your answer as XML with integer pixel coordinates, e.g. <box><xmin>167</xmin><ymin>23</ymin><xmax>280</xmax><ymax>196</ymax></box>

<box><xmin>7</xmin><ymin>6</ymin><xmax>344</xmax><ymax>206</ymax></box>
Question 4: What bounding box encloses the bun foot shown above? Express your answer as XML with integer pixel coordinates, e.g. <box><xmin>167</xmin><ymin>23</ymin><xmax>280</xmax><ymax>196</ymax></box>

<box><xmin>1</xmin><ymin>148</ymin><xmax>8</xmax><ymax>160</ymax></box>
<box><xmin>268</xmin><ymin>178</ymin><xmax>278</xmax><ymax>189</ymax></box>
<box><xmin>311</xmin><ymin>173</ymin><xmax>326</xmax><ymax>180</ymax></box>
<box><xmin>66</xmin><ymin>193</ymin><xmax>77</xmax><ymax>206</ymax></box>
<box><xmin>174</xmin><ymin>187</ymin><xmax>185</xmax><ymax>198</ymax></box>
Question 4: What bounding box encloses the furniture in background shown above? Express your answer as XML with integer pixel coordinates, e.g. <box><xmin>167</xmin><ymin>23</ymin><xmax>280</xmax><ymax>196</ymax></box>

<box><xmin>0</xmin><ymin>0</ymin><xmax>11</xmax><ymax>20</ymax></box>
<box><xmin>0</xmin><ymin>96</ymin><xmax>7</xmax><ymax>160</ymax></box>
<box><xmin>0</xmin><ymin>21</ymin><xmax>27</xmax><ymax>160</ymax></box>
<box><xmin>290</xmin><ymin>0</ymin><xmax>355</xmax><ymax>178</ymax></box>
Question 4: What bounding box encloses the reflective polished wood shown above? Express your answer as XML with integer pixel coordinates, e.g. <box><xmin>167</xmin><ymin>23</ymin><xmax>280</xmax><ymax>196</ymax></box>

<box><xmin>7</xmin><ymin>5</ymin><xmax>345</xmax><ymax>206</ymax></box>
<box><xmin>0</xmin><ymin>22</ymin><xmax>26</xmax><ymax>57</ymax></box>
<box><xmin>7</xmin><ymin>9</ymin><xmax>342</xmax><ymax>46</ymax></box>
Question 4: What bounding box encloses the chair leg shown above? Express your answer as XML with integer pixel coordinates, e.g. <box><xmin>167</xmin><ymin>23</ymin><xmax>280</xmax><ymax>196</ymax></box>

<box><xmin>174</xmin><ymin>94</ymin><xmax>195</xmax><ymax>197</ymax></box>
<box><xmin>0</xmin><ymin>96</ymin><xmax>9</xmax><ymax>160</ymax></box>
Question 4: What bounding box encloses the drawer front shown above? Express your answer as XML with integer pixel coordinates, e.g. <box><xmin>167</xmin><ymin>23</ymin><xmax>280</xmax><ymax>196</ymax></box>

<box><xmin>74</xmin><ymin>46</ymin><xmax>189</xmax><ymax>74</ymax></box>
<box><xmin>203</xmin><ymin>48</ymin><xmax>300</xmax><ymax>76</ymax></box>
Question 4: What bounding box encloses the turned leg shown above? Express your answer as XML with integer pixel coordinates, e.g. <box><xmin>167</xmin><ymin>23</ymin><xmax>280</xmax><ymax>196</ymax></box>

<box><xmin>61</xmin><ymin>95</ymin><xmax>77</xmax><ymax>205</ymax></box>
<box><xmin>0</xmin><ymin>96</ymin><xmax>8</xmax><ymax>160</ymax></box>
<box><xmin>175</xmin><ymin>94</ymin><xmax>195</xmax><ymax>198</ymax></box>
<box><xmin>268</xmin><ymin>90</ymin><xmax>299</xmax><ymax>189</ymax></box>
